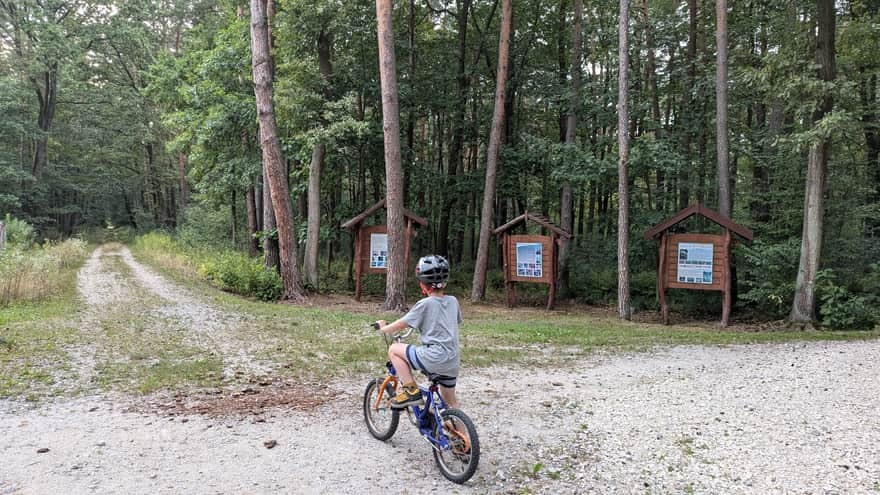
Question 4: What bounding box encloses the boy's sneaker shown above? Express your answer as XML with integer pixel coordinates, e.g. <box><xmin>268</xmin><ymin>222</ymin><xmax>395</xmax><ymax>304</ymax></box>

<box><xmin>390</xmin><ymin>387</ymin><xmax>423</xmax><ymax>409</ymax></box>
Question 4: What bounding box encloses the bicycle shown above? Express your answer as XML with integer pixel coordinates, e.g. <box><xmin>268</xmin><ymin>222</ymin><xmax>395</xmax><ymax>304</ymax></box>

<box><xmin>363</xmin><ymin>323</ymin><xmax>480</xmax><ymax>484</ymax></box>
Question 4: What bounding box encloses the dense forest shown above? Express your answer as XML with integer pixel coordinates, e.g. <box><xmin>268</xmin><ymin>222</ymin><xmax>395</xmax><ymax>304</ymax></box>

<box><xmin>1</xmin><ymin>0</ymin><xmax>878</xmax><ymax>328</ymax></box>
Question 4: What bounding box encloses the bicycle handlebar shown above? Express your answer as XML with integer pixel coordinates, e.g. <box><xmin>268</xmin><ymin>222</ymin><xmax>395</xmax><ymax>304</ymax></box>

<box><xmin>371</xmin><ymin>321</ymin><xmax>414</xmax><ymax>341</ymax></box>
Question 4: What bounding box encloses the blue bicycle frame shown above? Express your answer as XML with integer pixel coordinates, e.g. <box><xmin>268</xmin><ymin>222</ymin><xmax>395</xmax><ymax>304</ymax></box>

<box><xmin>385</xmin><ymin>361</ymin><xmax>451</xmax><ymax>451</ymax></box>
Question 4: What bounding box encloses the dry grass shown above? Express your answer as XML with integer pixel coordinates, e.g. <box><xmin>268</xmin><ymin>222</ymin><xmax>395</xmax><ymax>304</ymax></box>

<box><xmin>0</xmin><ymin>239</ymin><xmax>89</xmax><ymax>307</ymax></box>
<box><xmin>131</xmin><ymin>232</ymin><xmax>201</xmax><ymax>280</ymax></box>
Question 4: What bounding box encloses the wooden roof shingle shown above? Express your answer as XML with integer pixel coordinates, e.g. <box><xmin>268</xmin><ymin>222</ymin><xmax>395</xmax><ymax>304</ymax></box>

<box><xmin>642</xmin><ymin>202</ymin><xmax>754</xmax><ymax>241</ymax></box>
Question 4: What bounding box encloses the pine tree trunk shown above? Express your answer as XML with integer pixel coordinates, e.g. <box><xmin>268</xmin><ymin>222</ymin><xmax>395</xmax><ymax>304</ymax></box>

<box><xmin>263</xmin><ymin>166</ymin><xmax>279</xmax><ymax>270</ymax></box>
<box><xmin>558</xmin><ymin>0</ymin><xmax>583</xmax><ymax>295</ymax></box>
<box><xmin>790</xmin><ymin>0</ymin><xmax>835</xmax><ymax>326</ymax></box>
<box><xmin>304</xmin><ymin>28</ymin><xmax>332</xmax><ymax>289</ymax></box>
<box><xmin>178</xmin><ymin>153</ymin><xmax>189</xmax><ymax>209</ymax></box>
<box><xmin>679</xmin><ymin>0</ymin><xmax>697</xmax><ymax>210</ymax></box>
<box><xmin>471</xmin><ymin>0</ymin><xmax>511</xmax><ymax>302</ymax></box>
<box><xmin>305</xmin><ymin>144</ymin><xmax>324</xmax><ymax>288</ymax></box>
<box><xmin>715</xmin><ymin>0</ymin><xmax>731</xmax><ymax>218</ymax></box>
<box><xmin>617</xmin><ymin>0</ymin><xmax>632</xmax><ymax>320</ymax></box>
<box><xmin>250</xmin><ymin>0</ymin><xmax>306</xmax><ymax>302</ymax></box>
<box><xmin>376</xmin><ymin>0</ymin><xmax>408</xmax><ymax>311</ymax></box>
<box><xmin>246</xmin><ymin>185</ymin><xmax>259</xmax><ymax>256</ymax></box>
<box><xmin>32</xmin><ymin>65</ymin><xmax>57</xmax><ymax>180</ymax></box>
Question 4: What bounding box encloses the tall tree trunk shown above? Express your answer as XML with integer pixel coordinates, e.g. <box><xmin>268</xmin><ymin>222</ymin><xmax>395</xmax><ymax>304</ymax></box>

<box><xmin>305</xmin><ymin>144</ymin><xmax>324</xmax><ymax>287</ymax></box>
<box><xmin>376</xmin><ymin>0</ymin><xmax>408</xmax><ymax>311</ymax></box>
<box><xmin>304</xmin><ymin>28</ymin><xmax>333</xmax><ymax>289</ymax></box>
<box><xmin>559</xmin><ymin>0</ymin><xmax>583</xmax><ymax>294</ymax></box>
<box><xmin>246</xmin><ymin>185</ymin><xmax>259</xmax><ymax>256</ymax></box>
<box><xmin>790</xmin><ymin>0</ymin><xmax>836</xmax><ymax>326</ymax></box>
<box><xmin>405</xmin><ymin>0</ymin><xmax>417</xmax><ymax>199</ymax></box>
<box><xmin>263</xmin><ymin>166</ymin><xmax>280</xmax><ymax>270</ymax></box>
<box><xmin>715</xmin><ymin>0</ymin><xmax>730</xmax><ymax>217</ymax></box>
<box><xmin>643</xmin><ymin>0</ymin><xmax>660</xmax><ymax>127</ymax></box>
<box><xmin>250</xmin><ymin>0</ymin><xmax>306</xmax><ymax>301</ymax></box>
<box><xmin>863</xmin><ymin>74</ymin><xmax>880</xmax><ymax>237</ymax></box>
<box><xmin>178</xmin><ymin>153</ymin><xmax>189</xmax><ymax>209</ymax></box>
<box><xmin>617</xmin><ymin>0</ymin><xmax>632</xmax><ymax>320</ymax></box>
<box><xmin>231</xmin><ymin>189</ymin><xmax>238</xmax><ymax>249</ymax></box>
<box><xmin>471</xmin><ymin>0</ymin><xmax>512</xmax><ymax>302</ymax></box>
<box><xmin>440</xmin><ymin>0</ymin><xmax>472</xmax><ymax>259</ymax></box>
<box><xmin>680</xmin><ymin>0</ymin><xmax>697</xmax><ymax>209</ymax></box>
<box><xmin>32</xmin><ymin>65</ymin><xmax>58</xmax><ymax>180</ymax></box>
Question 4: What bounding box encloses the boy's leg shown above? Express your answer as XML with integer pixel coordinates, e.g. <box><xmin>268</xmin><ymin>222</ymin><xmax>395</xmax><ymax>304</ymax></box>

<box><xmin>439</xmin><ymin>386</ymin><xmax>459</xmax><ymax>409</ymax></box>
<box><xmin>387</xmin><ymin>343</ymin><xmax>414</xmax><ymax>384</ymax></box>
<box><xmin>388</xmin><ymin>343</ymin><xmax>422</xmax><ymax>408</ymax></box>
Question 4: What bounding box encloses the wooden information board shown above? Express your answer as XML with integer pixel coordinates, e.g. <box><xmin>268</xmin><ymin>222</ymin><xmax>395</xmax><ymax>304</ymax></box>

<box><xmin>493</xmin><ymin>211</ymin><xmax>570</xmax><ymax>310</ymax></box>
<box><xmin>645</xmin><ymin>202</ymin><xmax>752</xmax><ymax>326</ymax></box>
<box><xmin>342</xmin><ymin>198</ymin><xmax>428</xmax><ymax>301</ymax></box>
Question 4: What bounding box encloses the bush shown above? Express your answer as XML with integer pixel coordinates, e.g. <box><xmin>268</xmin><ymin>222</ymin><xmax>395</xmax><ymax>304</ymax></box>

<box><xmin>816</xmin><ymin>270</ymin><xmax>877</xmax><ymax>330</ymax></box>
<box><xmin>134</xmin><ymin>232</ymin><xmax>282</xmax><ymax>301</ymax></box>
<box><xmin>0</xmin><ymin>238</ymin><xmax>88</xmax><ymax>307</ymax></box>
<box><xmin>738</xmin><ymin>239</ymin><xmax>800</xmax><ymax>318</ymax></box>
<box><xmin>176</xmin><ymin>203</ymin><xmax>234</xmax><ymax>250</ymax></box>
<box><xmin>3</xmin><ymin>214</ymin><xmax>36</xmax><ymax>247</ymax></box>
<box><xmin>198</xmin><ymin>251</ymin><xmax>282</xmax><ymax>301</ymax></box>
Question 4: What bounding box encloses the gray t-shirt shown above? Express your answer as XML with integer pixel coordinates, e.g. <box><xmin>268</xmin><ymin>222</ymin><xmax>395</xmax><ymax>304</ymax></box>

<box><xmin>402</xmin><ymin>295</ymin><xmax>462</xmax><ymax>376</ymax></box>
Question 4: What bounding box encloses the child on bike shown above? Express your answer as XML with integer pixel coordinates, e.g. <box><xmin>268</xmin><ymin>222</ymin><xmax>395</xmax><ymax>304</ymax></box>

<box><xmin>376</xmin><ymin>255</ymin><xmax>461</xmax><ymax>410</ymax></box>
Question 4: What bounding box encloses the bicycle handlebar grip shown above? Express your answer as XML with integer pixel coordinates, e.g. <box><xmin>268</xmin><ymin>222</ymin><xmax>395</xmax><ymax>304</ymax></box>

<box><xmin>370</xmin><ymin>322</ymin><xmax>381</xmax><ymax>330</ymax></box>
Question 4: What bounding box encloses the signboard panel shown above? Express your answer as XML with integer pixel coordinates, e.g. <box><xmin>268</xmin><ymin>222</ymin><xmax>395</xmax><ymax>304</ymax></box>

<box><xmin>506</xmin><ymin>234</ymin><xmax>553</xmax><ymax>284</ymax></box>
<box><xmin>515</xmin><ymin>242</ymin><xmax>543</xmax><ymax>278</ymax></box>
<box><xmin>676</xmin><ymin>242</ymin><xmax>713</xmax><ymax>284</ymax></box>
<box><xmin>369</xmin><ymin>233</ymin><xmax>388</xmax><ymax>269</ymax></box>
<box><xmin>664</xmin><ymin>234</ymin><xmax>725</xmax><ymax>291</ymax></box>
<box><xmin>359</xmin><ymin>225</ymin><xmax>389</xmax><ymax>274</ymax></box>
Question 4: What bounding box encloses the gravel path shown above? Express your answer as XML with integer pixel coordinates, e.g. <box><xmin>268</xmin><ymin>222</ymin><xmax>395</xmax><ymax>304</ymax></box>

<box><xmin>2</xmin><ymin>340</ymin><xmax>878</xmax><ymax>494</ymax></box>
<box><xmin>2</xmin><ymin>249</ymin><xmax>878</xmax><ymax>494</ymax></box>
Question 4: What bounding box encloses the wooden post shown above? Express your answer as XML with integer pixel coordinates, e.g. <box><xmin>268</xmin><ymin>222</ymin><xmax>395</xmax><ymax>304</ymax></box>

<box><xmin>0</xmin><ymin>221</ymin><xmax>5</xmax><ymax>250</ymax></box>
<box><xmin>547</xmin><ymin>233</ymin><xmax>558</xmax><ymax>310</ymax></box>
<box><xmin>354</xmin><ymin>226</ymin><xmax>363</xmax><ymax>301</ymax></box>
<box><xmin>721</xmin><ymin>228</ymin><xmax>732</xmax><ymax>326</ymax></box>
<box><xmin>405</xmin><ymin>218</ymin><xmax>412</xmax><ymax>293</ymax></box>
<box><xmin>659</xmin><ymin>232</ymin><xmax>669</xmax><ymax>324</ymax></box>
<box><xmin>502</xmin><ymin>233</ymin><xmax>512</xmax><ymax>307</ymax></box>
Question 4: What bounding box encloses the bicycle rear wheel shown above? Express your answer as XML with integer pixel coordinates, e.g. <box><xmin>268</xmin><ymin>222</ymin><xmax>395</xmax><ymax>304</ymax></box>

<box><xmin>432</xmin><ymin>408</ymin><xmax>480</xmax><ymax>483</ymax></box>
<box><xmin>363</xmin><ymin>378</ymin><xmax>400</xmax><ymax>440</ymax></box>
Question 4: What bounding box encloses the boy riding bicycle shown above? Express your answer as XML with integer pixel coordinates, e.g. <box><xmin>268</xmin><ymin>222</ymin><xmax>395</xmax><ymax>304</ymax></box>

<box><xmin>376</xmin><ymin>255</ymin><xmax>462</xmax><ymax>410</ymax></box>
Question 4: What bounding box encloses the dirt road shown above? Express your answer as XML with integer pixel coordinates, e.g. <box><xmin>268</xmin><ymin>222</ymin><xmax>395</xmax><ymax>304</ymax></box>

<box><xmin>1</xmin><ymin>247</ymin><xmax>878</xmax><ymax>494</ymax></box>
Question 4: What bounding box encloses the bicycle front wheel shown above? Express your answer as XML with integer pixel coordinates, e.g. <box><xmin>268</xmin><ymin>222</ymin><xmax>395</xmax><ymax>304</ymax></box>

<box><xmin>363</xmin><ymin>378</ymin><xmax>399</xmax><ymax>441</ymax></box>
<box><xmin>433</xmin><ymin>408</ymin><xmax>480</xmax><ymax>484</ymax></box>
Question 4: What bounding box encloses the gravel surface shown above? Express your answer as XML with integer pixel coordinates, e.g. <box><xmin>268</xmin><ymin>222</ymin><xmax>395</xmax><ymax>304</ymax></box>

<box><xmin>3</xmin><ymin>340</ymin><xmax>879</xmax><ymax>494</ymax></box>
<box><xmin>2</xmin><ymin>247</ymin><xmax>878</xmax><ymax>494</ymax></box>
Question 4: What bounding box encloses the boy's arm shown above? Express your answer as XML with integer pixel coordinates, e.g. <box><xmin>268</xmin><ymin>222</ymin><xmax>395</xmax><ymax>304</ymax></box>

<box><xmin>376</xmin><ymin>319</ymin><xmax>409</xmax><ymax>335</ymax></box>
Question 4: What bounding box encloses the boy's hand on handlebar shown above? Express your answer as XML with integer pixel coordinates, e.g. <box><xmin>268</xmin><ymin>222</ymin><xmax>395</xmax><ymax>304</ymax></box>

<box><xmin>372</xmin><ymin>320</ymin><xmax>387</xmax><ymax>331</ymax></box>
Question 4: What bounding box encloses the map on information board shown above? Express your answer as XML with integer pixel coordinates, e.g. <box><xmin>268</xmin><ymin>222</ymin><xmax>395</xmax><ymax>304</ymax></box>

<box><xmin>677</xmin><ymin>242</ymin><xmax>713</xmax><ymax>284</ymax></box>
<box><xmin>516</xmin><ymin>242</ymin><xmax>543</xmax><ymax>278</ymax></box>
<box><xmin>370</xmin><ymin>233</ymin><xmax>388</xmax><ymax>269</ymax></box>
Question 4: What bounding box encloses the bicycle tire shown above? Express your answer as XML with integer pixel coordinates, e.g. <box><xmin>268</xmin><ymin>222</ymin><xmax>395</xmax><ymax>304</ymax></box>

<box><xmin>432</xmin><ymin>408</ymin><xmax>480</xmax><ymax>484</ymax></box>
<box><xmin>363</xmin><ymin>378</ymin><xmax>400</xmax><ymax>441</ymax></box>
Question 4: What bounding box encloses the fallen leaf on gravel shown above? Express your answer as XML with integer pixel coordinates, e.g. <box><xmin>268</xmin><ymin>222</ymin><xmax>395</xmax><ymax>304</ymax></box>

<box><xmin>131</xmin><ymin>381</ymin><xmax>338</xmax><ymax>418</ymax></box>
<box><xmin>263</xmin><ymin>440</ymin><xmax>277</xmax><ymax>449</ymax></box>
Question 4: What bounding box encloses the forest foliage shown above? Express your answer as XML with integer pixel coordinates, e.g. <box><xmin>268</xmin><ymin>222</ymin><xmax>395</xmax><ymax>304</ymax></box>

<box><xmin>1</xmin><ymin>0</ymin><xmax>878</xmax><ymax>328</ymax></box>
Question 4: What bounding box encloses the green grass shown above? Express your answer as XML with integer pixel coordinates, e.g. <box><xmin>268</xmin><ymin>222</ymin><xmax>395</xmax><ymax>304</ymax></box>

<box><xmin>0</xmin><ymin>257</ymin><xmax>85</xmax><ymax>398</ymax></box>
<box><xmin>132</xmin><ymin>240</ymin><xmax>880</xmax><ymax>376</ymax></box>
<box><xmin>5</xmin><ymin>238</ymin><xmax>874</xmax><ymax>401</ymax></box>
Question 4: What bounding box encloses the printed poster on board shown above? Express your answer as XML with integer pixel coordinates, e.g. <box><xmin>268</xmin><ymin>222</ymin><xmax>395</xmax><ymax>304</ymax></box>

<box><xmin>677</xmin><ymin>242</ymin><xmax>713</xmax><ymax>284</ymax></box>
<box><xmin>515</xmin><ymin>242</ymin><xmax>543</xmax><ymax>278</ymax></box>
<box><xmin>370</xmin><ymin>233</ymin><xmax>388</xmax><ymax>269</ymax></box>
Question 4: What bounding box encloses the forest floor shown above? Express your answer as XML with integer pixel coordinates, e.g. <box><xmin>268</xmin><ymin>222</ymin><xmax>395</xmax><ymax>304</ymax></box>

<box><xmin>1</xmin><ymin>245</ymin><xmax>879</xmax><ymax>494</ymax></box>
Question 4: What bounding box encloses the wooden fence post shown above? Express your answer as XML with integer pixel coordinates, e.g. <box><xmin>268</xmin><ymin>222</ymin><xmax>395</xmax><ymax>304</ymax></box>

<box><xmin>0</xmin><ymin>221</ymin><xmax>6</xmax><ymax>250</ymax></box>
